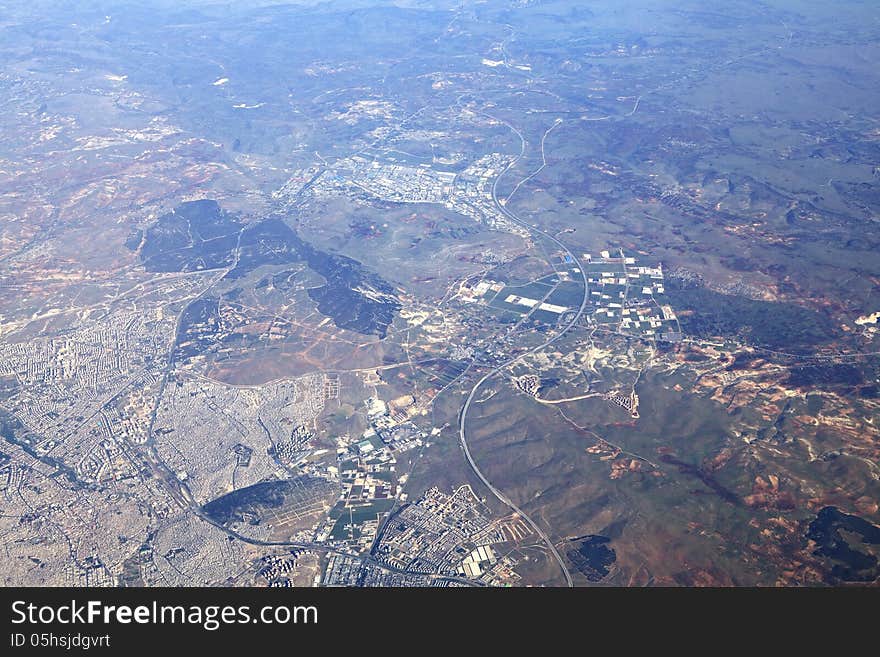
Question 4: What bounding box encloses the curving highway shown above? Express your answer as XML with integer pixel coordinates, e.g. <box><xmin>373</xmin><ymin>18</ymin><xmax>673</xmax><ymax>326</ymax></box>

<box><xmin>457</xmin><ymin>116</ymin><xmax>590</xmax><ymax>587</ymax></box>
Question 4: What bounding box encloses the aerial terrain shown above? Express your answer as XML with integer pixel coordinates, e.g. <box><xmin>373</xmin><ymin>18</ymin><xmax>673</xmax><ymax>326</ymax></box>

<box><xmin>1</xmin><ymin>0</ymin><xmax>879</xmax><ymax>587</ymax></box>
